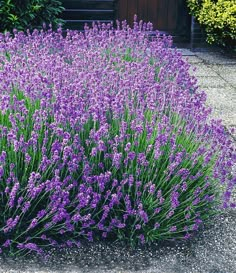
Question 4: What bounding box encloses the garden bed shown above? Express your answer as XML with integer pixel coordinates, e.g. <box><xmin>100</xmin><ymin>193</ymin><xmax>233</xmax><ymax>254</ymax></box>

<box><xmin>0</xmin><ymin>19</ymin><xmax>235</xmax><ymax>258</ymax></box>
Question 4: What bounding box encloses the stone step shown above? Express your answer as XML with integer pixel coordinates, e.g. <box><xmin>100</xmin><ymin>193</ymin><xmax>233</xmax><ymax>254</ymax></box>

<box><xmin>62</xmin><ymin>0</ymin><xmax>115</xmax><ymax>10</ymax></box>
<box><xmin>61</xmin><ymin>0</ymin><xmax>116</xmax><ymax>30</ymax></box>
<box><xmin>62</xmin><ymin>9</ymin><xmax>114</xmax><ymax>21</ymax></box>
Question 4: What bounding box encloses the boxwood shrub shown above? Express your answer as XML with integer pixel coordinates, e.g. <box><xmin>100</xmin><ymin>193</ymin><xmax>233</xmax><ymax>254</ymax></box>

<box><xmin>187</xmin><ymin>0</ymin><xmax>236</xmax><ymax>48</ymax></box>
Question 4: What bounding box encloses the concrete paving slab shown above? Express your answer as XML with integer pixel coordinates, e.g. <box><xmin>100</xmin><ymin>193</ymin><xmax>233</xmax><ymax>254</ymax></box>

<box><xmin>211</xmin><ymin>65</ymin><xmax>236</xmax><ymax>76</ymax></box>
<box><xmin>195</xmin><ymin>52</ymin><xmax>236</xmax><ymax>65</ymax></box>
<box><xmin>196</xmin><ymin>76</ymin><xmax>229</xmax><ymax>88</ymax></box>
<box><xmin>176</xmin><ymin>48</ymin><xmax>195</xmax><ymax>56</ymax></box>
<box><xmin>204</xmin><ymin>87</ymin><xmax>236</xmax><ymax>126</ymax></box>
<box><xmin>189</xmin><ymin>64</ymin><xmax>218</xmax><ymax>77</ymax></box>
<box><xmin>217</xmin><ymin>74</ymin><xmax>236</xmax><ymax>88</ymax></box>
<box><xmin>208</xmin><ymin>111</ymin><xmax>236</xmax><ymax>128</ymax></box>
<box><xmin>183</xmin><ymin>56</ymin><xmax>204</xmax><ymax>64</ymax></box>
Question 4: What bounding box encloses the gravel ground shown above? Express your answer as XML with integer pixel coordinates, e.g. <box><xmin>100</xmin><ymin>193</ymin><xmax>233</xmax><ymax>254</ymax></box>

<box><xmin>0</xmin><ymin>49</ymin><xmax>235</xmax><ymax>273</ymax></box>
<box><xmin>0</xmin><ymin>210</ymin><xmax>236</xmax><ymax>273</ymax></box>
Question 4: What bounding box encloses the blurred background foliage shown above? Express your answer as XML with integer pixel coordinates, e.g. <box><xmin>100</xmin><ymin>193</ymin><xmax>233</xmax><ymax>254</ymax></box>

<box><xmin>0</xmin><ymin>0</ymin><xmax>64</xmax><ymax>32</ymax></box>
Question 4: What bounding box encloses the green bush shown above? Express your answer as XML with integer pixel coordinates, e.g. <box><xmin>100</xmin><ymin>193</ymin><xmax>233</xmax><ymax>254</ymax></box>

<box><xmin>0</xmin><ymin>0</ymin><xmax>64</xmax><ymax>32</ymax></box>
<box><xmin>187</xmin><ymin>0</ymin><xmax>236</xmax><ymax>48</ymax></box>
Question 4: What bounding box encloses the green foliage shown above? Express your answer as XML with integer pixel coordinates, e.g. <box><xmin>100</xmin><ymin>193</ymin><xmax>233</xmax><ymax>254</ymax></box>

<box><xmin>0</xmin><ymin>0</ymin><xmax>64</xmax><ymax>32</ymax></box>
<box><xmin>187</xmin><ymin>0</ymin><xmax>236</xmax><ymax>48</ymax></box>
<box><xmin>1</xmin><ymin>87</ymin><xmax>219</xmax><ymax>250</ymax></box>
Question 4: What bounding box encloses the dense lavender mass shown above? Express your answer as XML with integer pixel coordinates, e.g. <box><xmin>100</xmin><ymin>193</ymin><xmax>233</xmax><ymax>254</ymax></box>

<box><xmin>0</xmin><ymin>20</ymin><xmax>235</xmax><ymax>256</ymax></box>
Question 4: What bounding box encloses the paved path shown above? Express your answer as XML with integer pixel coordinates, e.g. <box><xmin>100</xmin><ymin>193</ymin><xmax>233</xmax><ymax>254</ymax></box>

<box><xmin>0</xmin><ymin>49</ymin><xmax>235</xmax><ymax>273</ymax></box>
<box><xmin>181</xmin><ymin>49</ymin><xmax>236</xmax><ymax>134</ymax></box>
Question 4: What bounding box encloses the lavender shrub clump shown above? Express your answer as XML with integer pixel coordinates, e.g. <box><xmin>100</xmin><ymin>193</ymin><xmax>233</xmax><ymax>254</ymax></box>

<box><xmin>0</xmin><ymin>20</ymin><xmax>235</xmax><ymax>256</ymax></box>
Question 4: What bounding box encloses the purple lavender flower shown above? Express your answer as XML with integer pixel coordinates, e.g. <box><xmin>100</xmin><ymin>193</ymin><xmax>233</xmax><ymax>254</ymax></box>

<box><xmin>154</xmin><ymin>207</ymin><xmax>162</xmax><ymax>214</ymax></box>
<box><xmin>112</xmin><ymin>152</ymin><xmax>122</xmax><ymax>169</ymax></box>
<box><xmin>4</xmin><ymin>216</ymin><xmax>20</xmax><ymax>233</ymax></box>
<box><xmin>22</xmin><ymin>201</ymin><xmax>31</xmax><ymax>213</ymax></box>
<box><xmin>3</xmin><ymin>239</ymin><xmax>11</xmax><ymax>248</ymax></box>
<box><xmin>135</xmin><ymin>224</ymin><xmax>141</xmax><ymax>230</ymax></box>
<box><xmin>139</xmin><ymin>210</ymin><xmax>149</xmax><ymax>223</ymax></box>
<box><xmin>0</xmin><ymin>151</ymin><xmax>7</xmax><ymax>163</ymax></box>
<box><xmin>167</xmin><ymin>210</ymin><xmax>175</xmax><ymax>219</ymax></box>
<box><xmin>169</xmin><ymin>226</ymin><xmax>177</xmax><ymax>232</ymax></box>
<box><xmin>184</xmin><ymin>233</ymin><xmax>191</xmax><ymax>240</ymax></box>
<box><xmin>28</xmin><ymin>218</ymin><xmax>38</xmax><ymax>230</ymax></box>
<box><xmin>8</xmin><ymin>182</ymin><xmax>20</xmax><ymax>208</ymax></box>
<box><xmin>102</xmin><ymin>232</ymin><xmax>107</xmax><ymax>238</ymax></box>
<box><xmin>0</xmin><ymin>166</ymin><xmax>4</xmax><ymax>178</ymax></box>
<box><xmin>170</xmin><ymin>191</ymin><xmax>180</xmax><ymax>209</ymax></box>
<box><xmin>139</xmin><ymin>234</ymin><xmax>145</xmax><ymax>244</ymax></box>
<box><xmin>192</xmin><ymin>198</ymin><xmax>200</xmax><ymax>206</ymax></box>
<box><xmin>148</xmin><ymin>184</ymin><xmax>156</xmax><ymax>194</ymax></box>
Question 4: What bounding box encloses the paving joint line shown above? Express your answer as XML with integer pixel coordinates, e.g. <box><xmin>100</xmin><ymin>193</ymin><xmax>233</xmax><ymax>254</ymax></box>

<box><xmin>207</xmin><ymin>65</ymin><xmax>236</xmax><ymax>90</ymax></box>
<box><xmin>190</xmin><ymin>53</ymin><xmax>236</xmax><ymax>89</ymax></box>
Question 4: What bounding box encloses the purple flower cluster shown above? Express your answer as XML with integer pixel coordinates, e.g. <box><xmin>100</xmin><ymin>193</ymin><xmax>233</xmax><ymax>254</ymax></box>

<box><xmin>0</xmin><ymin>19</ymin><xmax>235</xmax><ymax>255</ymax></box>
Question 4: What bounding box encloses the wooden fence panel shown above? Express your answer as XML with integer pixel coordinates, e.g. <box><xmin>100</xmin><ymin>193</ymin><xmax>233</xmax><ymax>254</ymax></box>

<box><xmin>137</xmin><ymin>0</ymin><xmax>147</xmax><ymax>24</ymax></box>
<box><xmin>167</xmin><ymin>0</ymin><xmax>178</xmax><ymax>30</ymax></box>
<box><xmin>116</xmin><ymin>0</ymin><xmax>190</xmax><ymax>40</ymax></box>
<box><xmin>127</xmin><ymin>0</ymin><xmax>138</xmax><ymax>27</ymax></box>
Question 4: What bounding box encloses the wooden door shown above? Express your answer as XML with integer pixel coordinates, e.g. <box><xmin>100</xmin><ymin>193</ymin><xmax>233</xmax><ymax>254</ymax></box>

<box><xmin>116</xmin><ymin>0</ymin><xmax>191</xmax><ymax>41</ymax></box>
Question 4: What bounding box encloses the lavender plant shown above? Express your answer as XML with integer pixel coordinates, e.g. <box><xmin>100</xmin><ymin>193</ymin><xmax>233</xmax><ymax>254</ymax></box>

<box><xmin>0</xmin><ymin>20</ymin><xmax>235</xmax><ymax>256</ymax></box>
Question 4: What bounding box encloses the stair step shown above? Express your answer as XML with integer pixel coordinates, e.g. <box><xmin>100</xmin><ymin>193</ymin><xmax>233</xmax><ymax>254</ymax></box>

<box><xmin>62</xmin><ymin>9</ymin><xmax>114</xmax><ymax>21</ymax></box>
<box><xmin>61</xmin><ymin>1</ymin><xmax>116</xmax><ymax>31</ymax></box>
<box><xmin>61</xmin><ymin>0</ymin><xmax>115</xmax><ymax>10</ymax></box>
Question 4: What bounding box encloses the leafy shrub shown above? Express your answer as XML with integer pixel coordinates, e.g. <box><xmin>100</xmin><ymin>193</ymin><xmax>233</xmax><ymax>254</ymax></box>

<box><xmin>0</xmin><ymin>0</ymin><xmax>64</xmax><ymax>33</ymax></box>
<box><xmin>0</xmin><ymin>21</ymin><xmax>235</xmax><ymax>256</ymax></box>
<box><xmin>187</xmin><ymin>0</ymin><xmax>236</xmax><ymax>47</ymax></box>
